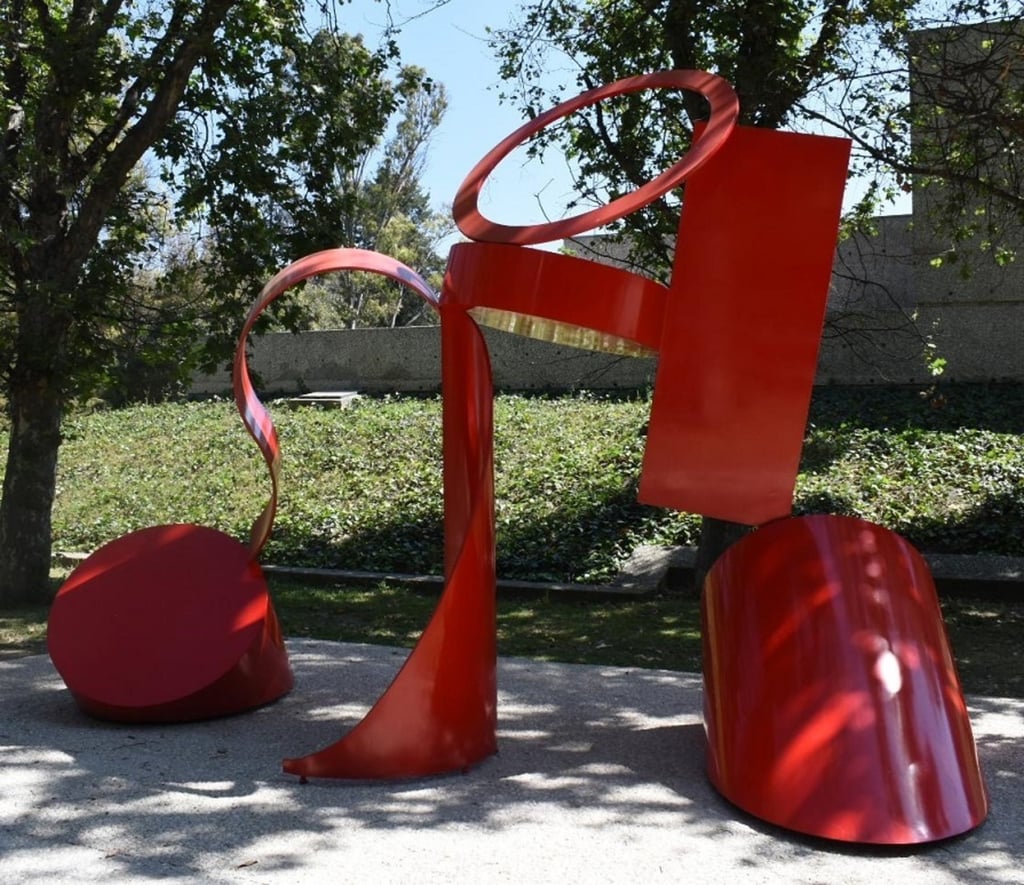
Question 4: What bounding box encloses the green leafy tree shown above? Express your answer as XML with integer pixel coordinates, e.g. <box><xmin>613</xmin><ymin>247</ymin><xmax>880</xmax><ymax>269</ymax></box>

<box><xmin>296</xmin><ymin>75</ymin><xmax>453</xmax><ymax>328</ymax></box>
<box><xmin>492</xmin><ymin>0</ymin><xmax>883</xmax><ymax>276</ymax></box>
<box><xmin>490</xmin><ymin>0</ymin><xmax>1021</xmax><ymax>583</ymax></box>
<box><xmin>824</xmin><ymin>10</ymin><xmax>1023</xmax><ymax>270</ymax></box>
<box><xmin>0</xmin><ymin>1</ymin><xmax>435</xmax><ymax>603</ymax></box>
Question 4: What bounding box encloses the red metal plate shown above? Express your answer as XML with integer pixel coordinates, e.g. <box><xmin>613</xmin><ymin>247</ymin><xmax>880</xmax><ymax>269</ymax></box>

<box><xmin>639</xmin><ymin>125</ymin><xmax>852</xmax><ymax>524</ymax></box>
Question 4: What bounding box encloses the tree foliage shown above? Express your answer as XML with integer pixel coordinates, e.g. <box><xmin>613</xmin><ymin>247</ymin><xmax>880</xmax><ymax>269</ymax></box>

<box><xmin>295</xmin><ymin>76</ymin><xmax>453</xmax><ymax>329</ymax></box>
<box><xmin>0</xmin><ymin>0</ymin><xmax>447</xmax><ymax>602</ymax></box>
<box><xmin>791</xmin><ymin>3</ymin><xmax>1022</xmax><ymax>276</ymax></box>
<box><xmin>491</xmin><ymin>0</ymin><xmax>1023</xmax><ymax>278</ymax></box>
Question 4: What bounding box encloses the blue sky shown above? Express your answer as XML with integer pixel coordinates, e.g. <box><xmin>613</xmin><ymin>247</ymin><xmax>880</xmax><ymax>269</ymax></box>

<box><xmin>336</xmin><ymin>0</ymin><xmax>580</xmax><ymax>241</ymax></box>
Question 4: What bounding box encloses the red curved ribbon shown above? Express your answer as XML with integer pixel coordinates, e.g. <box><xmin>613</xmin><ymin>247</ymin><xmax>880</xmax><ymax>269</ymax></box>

<box><xmin>282</xmin><ymin>300</ymin><xmax>498</xmax><ymax>779</ymax></box>
<box><xmin>232</xmin><ymin>248</ymin><xmax>498</xmax><ymax>780</ymax></box>
<box><xmin>233</xmin><ymin>249</ymin><xmax>437</xmax><ymax>559</ymax></box>
<box><xmin>453</xmin><ymin>70</ymin><xmax>739</xmax><ymax>245</ymax></box>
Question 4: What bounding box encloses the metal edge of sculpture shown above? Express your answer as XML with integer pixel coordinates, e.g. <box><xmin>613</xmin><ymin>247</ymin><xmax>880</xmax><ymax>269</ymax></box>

<box><xmin>45</xmin><ymin>70</ymin><xmax>988</xmax><ymax>845</ymax></box>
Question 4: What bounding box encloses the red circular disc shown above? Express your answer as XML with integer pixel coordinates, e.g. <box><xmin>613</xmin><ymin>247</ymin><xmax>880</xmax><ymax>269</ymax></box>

<box><xmin>453</xmin><ymin>70</ymin><xmax>739</xmax><ymax>245</ymax></box>
<box><xmin>48</xmin><ymin>524</ymin><xmax>271</xmax><ymax>710</ymax></box>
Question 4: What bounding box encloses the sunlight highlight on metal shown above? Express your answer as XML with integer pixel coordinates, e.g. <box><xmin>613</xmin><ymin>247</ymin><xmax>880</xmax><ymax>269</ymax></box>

<box><xmin>467</xmin><ymin>307</ymin><xmax>657</xmax><ymax>358</ymax></box>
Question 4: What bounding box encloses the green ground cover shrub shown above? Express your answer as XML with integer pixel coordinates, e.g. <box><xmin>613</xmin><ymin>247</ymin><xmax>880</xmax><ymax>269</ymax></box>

<box><xmin>798</xmin><ymin>384</ymin><xmax>1024</xmax><ymax>556</ymax></box>
<box><xmin>3</xmin><ymin>383</ymin><xmax>1021</xmax><ymax>583</ymax></box>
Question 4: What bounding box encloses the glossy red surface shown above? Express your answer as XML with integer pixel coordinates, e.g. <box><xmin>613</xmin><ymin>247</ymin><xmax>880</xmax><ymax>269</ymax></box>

<box><xmin>443</xmin><ymin>241</ymin><xmax>668</xmax><ymax>355</ymax></box>
<box><xmin>46</xmin><ymin>249</ymin><xmax>438</xmax><ymax>730</ymax></box>
<box><xmin>45</xmin><ymin>71</ymin><xmax>990</xmax><ymax>848</ymax></box>
<box><xmin>47</xmin><ymin>524</ymin><xmax>293</xmax><ymax>722</ymax></box>
<box><xmin>702</xmin><ymin>515</ymin><xmax>988</xmax><ymax>844</ymax></box>
<box><xmin>638</xmin><ymin>125</ymin><xmax>852</xmax><ymax>525</ymax></box>
<box><xmin>283</xmin><ymin>304</ymin><xmax>498</xmax><ymax>779</ymax></box>
<box><xmin>234</xmin><ymin>249</ymin><xmax>438</xmax><ymax>559</ymax></box>
<box><xmin>231</xmin><ymin>248</ymin><xmax>497</xmax><ymax>780</ymax></box>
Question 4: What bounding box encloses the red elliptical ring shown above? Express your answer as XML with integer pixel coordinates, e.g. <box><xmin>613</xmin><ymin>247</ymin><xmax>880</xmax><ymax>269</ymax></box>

<box><xmin>453</xmin><ymin>70</ymin><xmax>739</xmax><ymax>246</ymax></box>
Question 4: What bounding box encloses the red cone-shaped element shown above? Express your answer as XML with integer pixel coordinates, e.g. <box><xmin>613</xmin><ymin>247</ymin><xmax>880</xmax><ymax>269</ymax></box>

<box><xmin>48</xmin><ymin>524</ymin><xmax>293</xmax><ymax>723</ymax></box>
<box><xmin>702</xmin><ymin>515</ymin><xmax>988</xmax><ymax>844</ymax></box>
<box><xmin>283</xmin><ymin>306</ymin><xmax>497</xmax><ymax>779</ymax></box>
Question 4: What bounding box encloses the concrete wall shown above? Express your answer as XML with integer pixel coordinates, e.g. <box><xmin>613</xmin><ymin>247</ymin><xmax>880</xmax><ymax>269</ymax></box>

<box><xmin>816</xmin><ymin>214</ymin><xmax>1024</xmax><ymax>385</ymax></box>
<box><xmin>194</xmin><ymin>214</ymin><xmax>1022</xmax><ymax>395</ymax></box>
<box><xmin>193</xmin><ymin>284</ymin><xmax>1023</xmax><ymax>397</ymax></box>
<box><xmin>193</xmin><ymin>324</ymin><xmax>659</xmax><ymax>396</ymax></box>
<box><xmin>194</xmin><ymin>208</ymin><xmax>1022</xmax><ymax>395</ymax></box>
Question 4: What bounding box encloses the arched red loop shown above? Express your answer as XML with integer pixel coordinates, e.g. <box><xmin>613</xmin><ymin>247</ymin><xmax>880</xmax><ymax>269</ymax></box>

<box><xmin>233</xmin><ymin>249</ymin><xmax>437</xmax><ymax>558</ymax></box>
<box><xmin>453</xmin><ymin>70</ymin><xmax>739</xmax><ymax>245</ymax></box>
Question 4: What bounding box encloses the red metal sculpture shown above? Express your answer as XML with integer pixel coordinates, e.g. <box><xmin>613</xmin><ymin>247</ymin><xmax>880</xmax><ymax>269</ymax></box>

<box><xmin>702</xmin><ymin>514</ymin><xmax>988</xmax><ymax>844</ymax></box>
<box><xmin>47</xmin><ymin>69</ymin><xmax>988</xmax><ymax>846</ymax></box>
<box><xmin>47</xmin><ymin>523</ymin><xmax>292</xmax><ymax>722</ymax></box>
<box><xmin>279</xmin><ymin>71</ymin><xmax>742</xmax><ymax>781</ymax></box>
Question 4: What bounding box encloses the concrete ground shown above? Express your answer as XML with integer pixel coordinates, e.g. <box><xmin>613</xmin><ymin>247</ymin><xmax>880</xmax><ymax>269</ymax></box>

<box><xmin>1</xmin><ymin>639</ymin><xmax>1021</xmax><ymax>884</ymax></box>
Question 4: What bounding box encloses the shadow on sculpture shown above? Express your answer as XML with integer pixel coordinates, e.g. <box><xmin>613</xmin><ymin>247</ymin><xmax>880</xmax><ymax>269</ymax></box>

<box><xmin>47</xmin><ymin>70</ymin><xmax>987</xmax><ymax>845</ymax></box>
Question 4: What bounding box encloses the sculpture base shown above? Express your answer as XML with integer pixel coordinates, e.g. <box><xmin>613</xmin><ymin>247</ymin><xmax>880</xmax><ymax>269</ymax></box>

<box><xmin>702</xmin><ymin>515</ymin><xmax>988</xmax><ymax>844</ymax></box>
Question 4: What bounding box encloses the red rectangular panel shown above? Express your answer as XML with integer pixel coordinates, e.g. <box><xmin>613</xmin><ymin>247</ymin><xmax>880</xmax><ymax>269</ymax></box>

<box><xmin>638</xmin><ymin>126</ymin><xmax>851</xmax><ymax>524</ymax></box>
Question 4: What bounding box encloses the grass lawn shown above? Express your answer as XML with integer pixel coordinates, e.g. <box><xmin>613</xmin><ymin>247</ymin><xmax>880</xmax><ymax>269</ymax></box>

<box><xmin>34</xmin><ymin>382</ymin><xmax>1024</xmax><ymax>583</ymax></box>
<box><xmin>270</xmin><ymin>579</ymin><xmax>1024</xmax><ymax>698</ymax></box>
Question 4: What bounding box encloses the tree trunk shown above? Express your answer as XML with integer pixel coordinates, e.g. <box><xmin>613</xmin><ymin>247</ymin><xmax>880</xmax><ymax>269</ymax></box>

<box><xmin>0</xmin><ymin>358</ymin><xmax>65</xmax><ymax>605</ymax></box>
<box><xmin>693</xmin><ymin>516</ymin><xmax>753</xmax><ymax>595</ymax></box>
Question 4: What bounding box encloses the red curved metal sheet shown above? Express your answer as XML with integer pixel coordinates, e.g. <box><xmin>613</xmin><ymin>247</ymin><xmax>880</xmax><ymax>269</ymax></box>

<box><xmin>283</xmin><ymin>304</ymin><xmax>497</xmax><ymax>779</ymax></box>
<box><xmin>46</xmin><ymin>249</ymin><xmax>438</xmax><ymax>729</ymax></box>
<box><xmin>231</xmin><ymin>249</ymin><xmax>498</xmax><ymax>780</ymax></box>
<box><xmin>234</xmin><ymin>249</ymin><xmax>438</xmax><ymax>559</ymax></box>
<box><xmin>702</xmin><ymin>515</ymin><xmax>988</xmax><ymax>844</ymax></box>
<box><xmin>442</xmin><ymin>241</ymin><xmax>668</xmax><ymax>355</ymax></box>
<box><xmin>47</xmin><ymin>523</ymin><xmax>293</xmax><ymax>722</ymax></box>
